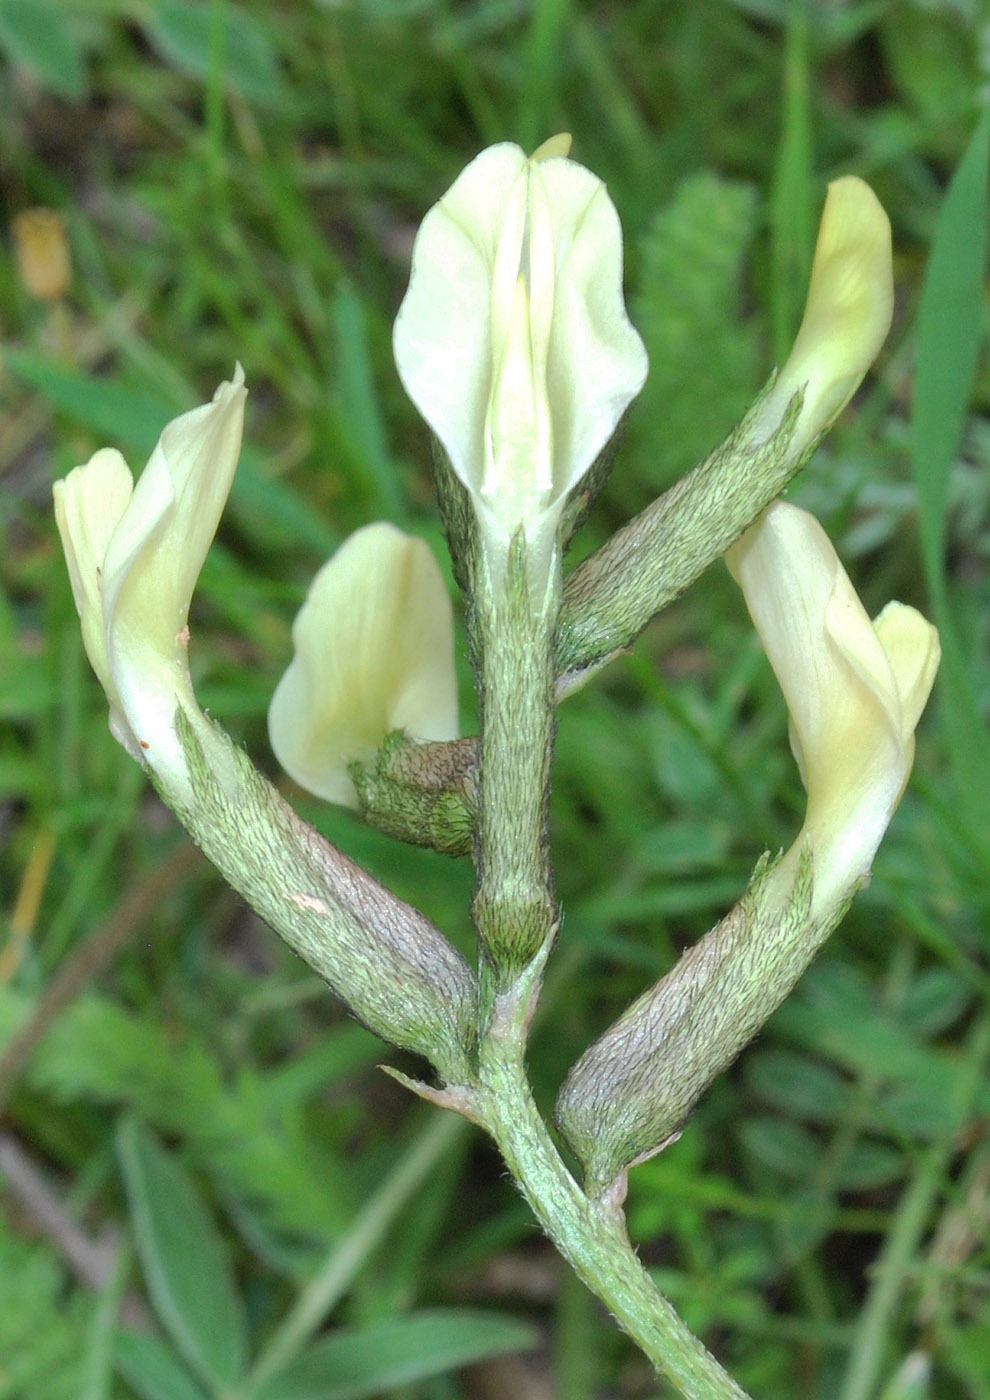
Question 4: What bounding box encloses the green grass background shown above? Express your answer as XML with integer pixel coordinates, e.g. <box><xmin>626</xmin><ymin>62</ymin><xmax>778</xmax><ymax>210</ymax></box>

<box><xmin>1</xmin><ymin>2</ymin><xmax>989</xmax><ymax>1398</ymax></box>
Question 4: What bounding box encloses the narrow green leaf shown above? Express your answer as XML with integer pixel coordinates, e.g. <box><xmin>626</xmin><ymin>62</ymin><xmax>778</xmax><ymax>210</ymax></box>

<box><xmin>146</xmin><ymin>0</ymin><xmax>285</xmax><ymax>104</ymax></box>
<box><xmin>878</xmin><ymin>1081</ymin><xmax>962</xmax><ymax>1141</ymax></box>
<box><xmin>247</xmin><ymin>1114</ymin><xmax>466</xmax><ymax>1390</ymax></box>
<box><xmin>517</xmin><ymin>0</ymin><xmax>572</xmax><ymax>153</ymax></box>
<box><xmin>746</xmin><ymin>1049</ymin><xmax>847</xmax><ymax>1125</ymax></box>
<box><xmin>897</xmin><ymin>967</ymin><xmax>973</xmax><ymax>1039</ymax></box>
<box><xmin>113</xmin><ymin>1332</ymin><xmax>209</xmax><ymax>1400</ymax></box>
<box><xmin>6</xmin><ymin>351</ymin><xmax>172</xmax><ymax>457</ymax></box>
<box><xmin>5</xmin><ymin>349</ymin><xmax>335</xmax><ymax>555</ymax></box>
<box><xmin>253</xmin><ymin>1310</ymin><xmax>538</xmax><ymax>1400</ymax></box>
<box><xmin>833</xmin><ymin>1140</ymin><xmax>905</xmax><ymax>1192</ymax></box>
<box><xmin>768</xmin><ymin>0</ymin><xmax>814</xmax><ymax>358</ymax></box>
<box><xmin>774</xmin><ymin>999</ymin><xmax>964</xmax><ymax>1099</ymax></box>
<box><xmin>738</xmin><ymin>1115</ymin><xmax>820</xmax><ymax>1180</ymax></box>
<box><xmin>117</xmin><ymin>1119</ymin><xmax>247</xmax><ymax>1392</ymax></box>
<box><xmin>913</xmin><ymin>103</ymin><xmax>990</xmax><ymax>594</ymax></box>
<box><xmin>0</xmin><ymin>0</ymin><xmax>85</xmax><ymax>99</ymax></box>
<box><xmin>331</xmin><ymin>283</ymin><xmax>404</xmax><ymax>517</ymax></box>
<box><xmin>911</xmin><ymin>103</ymin><xmax>990</xmax><ymax>838</ymax></box>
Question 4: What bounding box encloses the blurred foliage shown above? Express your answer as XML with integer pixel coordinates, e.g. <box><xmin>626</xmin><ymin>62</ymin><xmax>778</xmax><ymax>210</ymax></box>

<box><xmin>1</xmin><ymin>2</ymin><xmax>989</xmax><ymax>1398</ymax></box>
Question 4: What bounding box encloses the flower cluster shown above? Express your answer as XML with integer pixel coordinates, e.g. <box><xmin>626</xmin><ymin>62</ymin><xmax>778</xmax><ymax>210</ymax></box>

<box><xmin>53</xmin><ymin>139</ymin><xmax>937</xmax><ymax>1190</ymax></box>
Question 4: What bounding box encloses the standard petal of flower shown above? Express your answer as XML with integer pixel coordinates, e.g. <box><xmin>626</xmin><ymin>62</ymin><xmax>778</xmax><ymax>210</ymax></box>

<box><xmin>530</xmin><ymin>132</ymin><xmax>573</xmax><ymax>162</ymax></box>
<box><xmin>100</xmin><ymin>368</ymin><xmax>247</xmax><ymax>760</ymax></box>
<box><xmin>727</xmin><ymin>501</ymin><xmax>937</xmax><ymax>918</ymax></box>
<box><xmin>539</xmin><ymin>159</ymin><xmax>647</xmax><ymax>502</ymax></box>
<box><xmin>53</xmin><ymin>448</ymin><xmax>139</xmax><ymax>753</ymax></box>
<box><xmin>756</xmin><ymin>177</ymin><xmax>893</xmax><ymax>451</ymax></box>
<box><xmin>269</xmin><ymin>523</ymin><xmax>458</xmax><ymax>807</ymax></box>
<box><xmin>393</xmin><ymin>142</ymin><xmax>647</xmax><ymax>559</ymax></box>
<box><xmin>394</xmin><ymin>144</ymin><xmax>529</xmax><ymax>502</ymax></box>
<box><xmin>101</xmin><ymin>367</ymin><xmax>247</xmax><ymax>653</ymax></box>
<box><xmin>873</xmin><ymin>602</ymin><xmax>941</xmax><ymax>740</ymax></box>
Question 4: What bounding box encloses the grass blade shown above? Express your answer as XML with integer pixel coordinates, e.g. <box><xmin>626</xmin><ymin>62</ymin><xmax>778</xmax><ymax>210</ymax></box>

<box><xmin>910</xmin><ymin>102</ymin><xmax>990</xmax><ymax>840</ymax></box>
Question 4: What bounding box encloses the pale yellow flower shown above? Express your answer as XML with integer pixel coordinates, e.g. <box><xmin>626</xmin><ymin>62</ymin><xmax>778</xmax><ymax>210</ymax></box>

<box><xmin>53</xmin><ymin>369</ymin><xmax>247</xmax><ymax>799</ymax></box>
<box><xmin>393</xmin><ymin>142</ymin><xmax>647</xmax><ymax>581</ymax></box>
<box><xmin>268</xmin><ymin>523</ymin><xmax>458</xmax><ymax>807</ymax></box>
<box><xmin>757</xmin><ymin>177</ymin><xmax>893</xmax><ymax>453</ymax></box>
<box><xmin>728</xmin><ymin>501</ymin><xmax>939</xmax><ymax>918</ymax></box>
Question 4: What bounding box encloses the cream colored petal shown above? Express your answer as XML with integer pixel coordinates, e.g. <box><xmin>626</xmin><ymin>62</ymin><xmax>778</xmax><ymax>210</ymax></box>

<box><xmin>102</xmin><ymin>367</ymin><xmax>247</xmax><ymax>643</ymax></box>
<box><xmin>728</xmin><ymin>502</ymin><xmax>936</xmax><ymax>918</ymax></box>
<box><xmin>99</xmin><ymin>369</ymin><xmax>246</xmax><ymax>744</ymax></box>
<box><xmin>727</xmin><ymin>501</ymin><xmax>849</xmax><ymax>781</ymax></box>
<box><xmin>530</xmin><ymin>133</ymin><xmax>572</xmax><ymax>162</ymax></box>
<box><xmin>756</xmin><ymin>177</ymin><xmax>892</xmax><ymax>450</ymax></box>
<box><xmin>269</xmin><ymin>523</ymin><xmax>458</xmax><ymax>807</ymax></box>
<box><xmin>394</xmin><ymin>144</ymin><xmax>529</xmax><ymax>500</ymax></box>
<box><xmin>482</xmin><ymin>168</ymin><xmax>554</xmax><ymax>520</ymax></box>
<box><xmin>806</xmin><ymin>580</ymin><xmax>910</xmax><ymax>906</ymax></box>
<box><xmin>873</xmin><ymin>601</ymin><xmax>940</xmax><ymax>739</ymax></box>
<box><xmin>99</xmin><ymin>369</ymin><xmax>247</xmax><ymax>767</ymax></box>
<box><xmin>539</xmin><ymin>158</ymin><xmax>647</xmax><ymax>504</ymax></box>
<box><xmin>393</xmin><ymin>142</ymin><xmax>647</xmax><ymax>559</ymax></box>
<box><xmin>53</xmin><ymin>448</ymin><xmax>133</xmax><ymax>646</ymax></box>
<box><xmin>53</xmin><ymin>449</ymin><xmax>139</xmax><ymax>754</ymax></box>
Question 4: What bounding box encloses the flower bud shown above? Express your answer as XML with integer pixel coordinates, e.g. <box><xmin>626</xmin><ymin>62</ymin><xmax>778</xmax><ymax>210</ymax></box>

<box><xmin>54</xmin><ymin>368</ymin><xmax>248</xmax><ymax>801</ymax></box>
<box><xmin>755</xmin><ymin>177</ymin><xmax>893</xmax><ymax>452</ymax></box>
<box><xmin>349</xmin><ymin>732</ymin><xmax>478</xmax><ymax>856</ymax></box>
<box><xmin>268</xmin><ymin>523</ymin><xmax>459</xmax><ymax>808</ymax></box>
<box><xmin>727</xmin><ymin>501</ymin><xmax>939</xmax><ymax>920</ymax></box>
<box><xmin>393</xmin><ymin>142</ymin><xmax>647</xmax><ymax>588</ymax></box>
<box><xmin>557</xmin><ymin>502</ymin><xmax>938</xmax><ymax>1196</ymax></box>
<box><xmin>12</xmin><ymin>208</ymin><xmax>71</xmax><ymax>302</ymax></box>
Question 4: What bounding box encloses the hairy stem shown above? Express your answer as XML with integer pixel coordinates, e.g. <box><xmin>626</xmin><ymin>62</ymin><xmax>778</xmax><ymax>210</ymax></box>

<box><xmin>470</xmin><ymin>542</ymin><xmax>561</xmax><ymax>1000</ymax></box>
<box><xmin>476</xmin><ymin>1013</ymin><xmax>752</xmax><ymax>1400</ymax></box>
<box><xmin>467</xmin><ymin>531</ymin><xmax>749</xmax><ymax>1399</ymax></box>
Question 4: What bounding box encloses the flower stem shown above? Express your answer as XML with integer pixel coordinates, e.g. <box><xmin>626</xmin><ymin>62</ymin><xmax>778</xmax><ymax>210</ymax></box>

<box><xmin>466</xmin><ymin>535</ymin><xmax>751</xmax><ymax>1400</ymax></box>
<box><xmin>476</xmin><ymin>1013</ymin><xmax>753</xmax><ymax>1400</ymax></box>
<box><xmin>470</xmin><ymin>543</ymin><xmax>560</xmax><ymax>997</ymax></box>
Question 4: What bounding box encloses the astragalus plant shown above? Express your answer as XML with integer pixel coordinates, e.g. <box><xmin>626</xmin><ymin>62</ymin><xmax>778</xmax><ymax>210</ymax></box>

<box><xmin>55</xmin><ymin>138</ymin><xmax>938</xmax><ymax>1400</ymax></box>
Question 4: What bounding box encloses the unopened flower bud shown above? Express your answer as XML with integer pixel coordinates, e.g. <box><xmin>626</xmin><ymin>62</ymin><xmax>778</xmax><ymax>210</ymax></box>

<box><xmin>755</xmin><ymin>177</ymin><xmax>893</xmax><ymax>452</ymax></box>
<box><xmin>12</xmin><ymin>208</ymin><xmax>71</xmax><ymax>302</ymax></box>
<box><xmin>54</xmin><ymin>368</ymin><xmax>248</xmax><ymax>801</ymax></box>
<box><xmin>555</xmin><ymin>177</ymin><xmax>894</xmax><ymax>691</ymax></box>
<box><xmin>268</xmin><ymin>523</ymin><xmax>459</xmax><ymax>808</ymax></box>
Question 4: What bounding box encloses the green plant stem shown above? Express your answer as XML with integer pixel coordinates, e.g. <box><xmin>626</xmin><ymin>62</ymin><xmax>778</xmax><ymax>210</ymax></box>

<box><xmin>471</xmin><ymin>549</ymin><xmax>560</xmax><ymax>998</ymax></box>
<box><xmin>468</xmin><ymin>538</ymin><xmax>747</xmax><ymax>1399</ymax></box>
<box><xmin>475</xmin><ymin>1018</ymin><xmax>751</xmax><ymax>1400</ymax></box>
